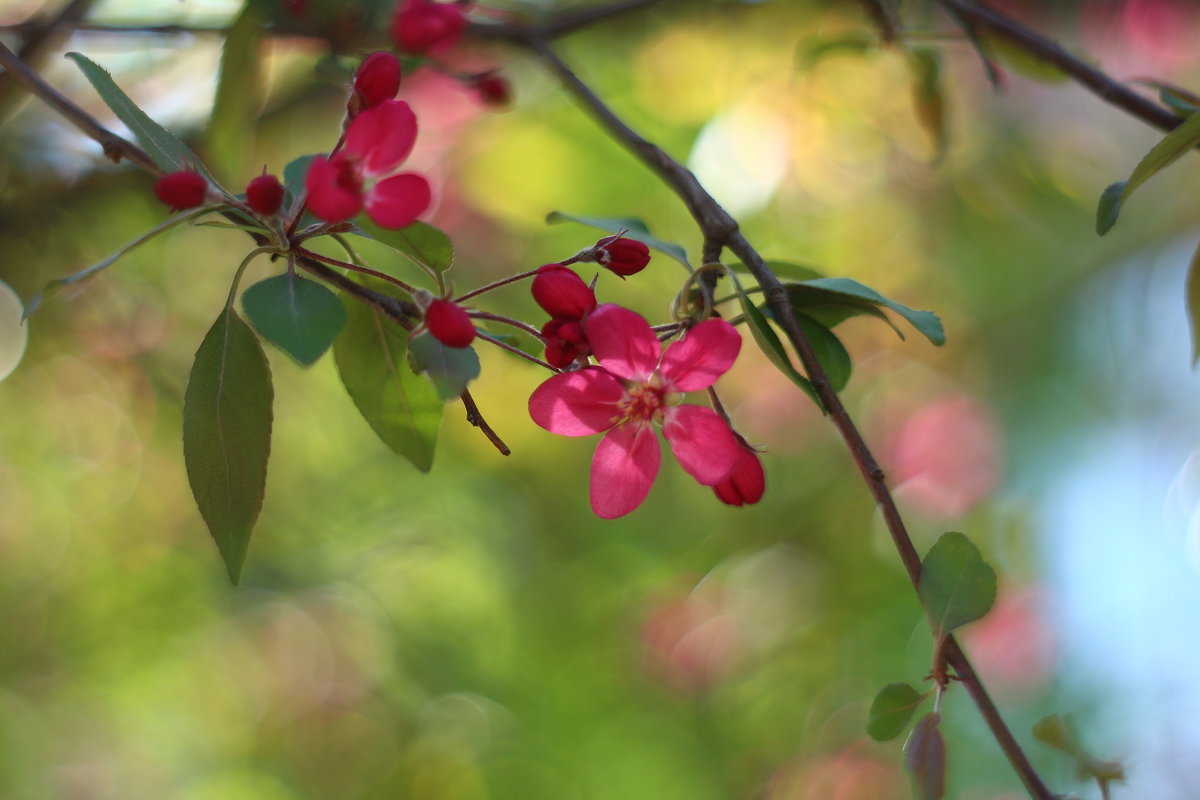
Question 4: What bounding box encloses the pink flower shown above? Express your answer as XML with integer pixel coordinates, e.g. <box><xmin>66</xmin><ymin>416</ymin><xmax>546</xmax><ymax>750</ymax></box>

<box><xmin>529</xmin><ymin>304</ymin><xmax>743</xmax><ymax>518</ymax></box>
<box><xmin>305</xmin><ymin>100</ymin><xmax>431</xmax><ymax>229</ymax></box>
<box><xmin>712</xmin><ymin>443</ymin><xmax>765</xmax><ymax>506</ymax></box>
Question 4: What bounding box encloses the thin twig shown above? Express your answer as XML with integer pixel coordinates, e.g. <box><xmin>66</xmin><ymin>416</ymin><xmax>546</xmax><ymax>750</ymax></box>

<box><xmin>0</xmin><ymin>39</ymin><xmax>160</xmax><ymax>173</ymax></box>
<box><xmin>469</xmin><ymin>0</ymin><xmax>667</xmax><ymax>44</ymax></box>
<box><xmin>460</xmin><ymin>389</ymin><xmax>511</xmax><ymax>455</ymax></box>
<box><xmin>938</xmin><ymin>0</ymin><xmax>1179</xmax><ymax>132</ymax></box>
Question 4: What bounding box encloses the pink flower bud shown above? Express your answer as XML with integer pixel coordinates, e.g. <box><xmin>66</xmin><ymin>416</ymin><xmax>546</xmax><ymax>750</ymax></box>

<box><xmin>531</xmin><ymin>264</ymin><xmax>596</xmax><ymax>320</ymax></box>
<box><xmin>425</xmin><ymin>299</ymin><xmax>475</xmax><ymax>348</ymax></box>
<box><xmin>353</xmin><ymin>51</ymin><xmax>402</xmax><ymax>112</ymax></box>
<box><xmin>597</xmin><ymin>237</ymin><xmax>650</xmax><ymax>277</ymax></box>
<box><xmin>246</xmin><ymin>173</ymin><xmax>284</xmax><ymax>216</ymax></box>
<box><xmin>391</xmin><ymin>0</ymin><xmax>466</xmax><ymax>55</ymax></box>
<box><xmin>473</xmin><ymin>72</ymin><xmax>511</xmax><ymax>108</ymax></box>
<box><xmin>712</xmin><ymin>445</ymin><xmax>765</xmax><ymax>506</ymax></box>
<box><xmin>542</xmin><ymin>318</ymin><xmax>590</xmax><ymax>368</ymax></box>
<box><xmin>154</xmin><ymin>170</ymin><xmax>208</xmax><ymax>210</ymax></box>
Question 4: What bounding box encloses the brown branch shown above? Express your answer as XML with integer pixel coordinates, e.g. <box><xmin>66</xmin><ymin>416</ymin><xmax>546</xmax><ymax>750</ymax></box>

<box><xmin>938</xmin><ymin>0</ymin><xmax>1180</xmax><ymax>133</ymax></box>
<box><xmin>460</xmin><ymin>388</ymin><xmax>511</xmax><ymax>456</ymax></box>
<box><xmin>499</xmin><ymin>32</ymin><xmax>1056</xmax><ymax>800</ymax></box>
<box><xmin>0</xmin><ymin>39</ymin><xmax>160</xmax><ymax>174</ymax></box>
<box><xmin>469</xmin><ymin>0</ymin><xmax>668</xmax><ymax>44</ymax></box>
<box><xmin>0</xmin><ymin>0</ymin><xmax>98</xmax><ymax>120</ymax></box>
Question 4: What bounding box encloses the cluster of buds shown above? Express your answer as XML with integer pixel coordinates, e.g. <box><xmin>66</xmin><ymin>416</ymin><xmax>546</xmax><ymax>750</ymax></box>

<box><xmin>532</xmin><ymin>264</ymin><xmax>597</xmax><ymax>368</ymax></box>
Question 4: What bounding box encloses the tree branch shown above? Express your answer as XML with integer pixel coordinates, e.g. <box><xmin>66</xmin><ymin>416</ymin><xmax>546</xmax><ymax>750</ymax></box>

<box><xmin>938</xmin><ymin>0</ymin><xmax>1180</xmax><ymax>133</ymax></box>
<box><xmin>497</xmin><ymin>29</ymin><xmax>1057</xmax><ymax>800</ymax></box>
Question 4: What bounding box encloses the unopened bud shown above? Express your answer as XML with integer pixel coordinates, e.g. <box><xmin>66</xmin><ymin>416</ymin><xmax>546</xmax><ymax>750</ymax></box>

<box><xmin>542</xmin><ymin>318</ymin><xmax>590</xmax><ymax>368</ymax></box>
<box><xmin>473</xmin><ymin>72</ymin><xmax>511</xmax><ymax>108</ymax></box>
<box><xmin>352</xmin><ymin>51</ymin><xmax>402</xmax><ymax>113</ymax></box>
<box><xmin>597</xmin><ymin>236</ymin><xmax>650</xmax><ymax>277</ymax></box>
<box><xmin>425</xmin><ymin>298</ymin><xmax>476</xmax><ymax>348</ymax></box>
<box><xmin>154</xmin><ymin>170</ymin><xmax>208</xmax><ymax>210</ymax></box>
<box><xmin>712</xmin><ymin>444</ymin><xmax>765</xmax><ymax>506</ymax></box>
<box><xmin>246</xmin><ymin>173</ymin><xmax>285</xmax><ymax>216</ymax></box>
<box><xmin>531</xmin><ymin>264</ymin><xmax>596</xmax><ymax>320</ymax></box>
<box><xmin>391</xmin><ymin>0</ymin><xmax>466</xmax><ymax>55</ymax></box>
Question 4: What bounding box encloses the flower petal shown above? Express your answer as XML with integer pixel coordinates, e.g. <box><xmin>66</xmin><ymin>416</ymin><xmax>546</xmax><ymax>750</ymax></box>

<box><xmin>591</xmin><ymin>423</ymin><xmax>660</xmax><ymax>518</ymax></box>
<box><xmin>662</xmin><ymin>405</ymin><xmax>740</xmax><ymax>485</ymax></box>
<box><xmin>585</xmin><ymin>304</ymin><xmax>661</xmax><ymax>381</ymax></box>
<box><xmin>659</xmin><ymin>319</ymin><xmax>742</xmax><ymax>392</ymax></box>
<box><xmin>713</xmin><ymin>446</ymin><xmax>765</xmax><ymax>506</ymax></box>
<box><xmin>365</xmin><ymin>173</ymin><xmax>431</xmax><ymax>229</ymax></box>
<box><xmin>345</xmin><ymin>100</ymin><xmax>418</xmax><ymax>175</ymax></box>
<box><xmin>304</xmin><ymin>155</ymin><xmax>362</xmax><ymax>223</ymax></box>
<box><xmin>529</xmin><ymin>367</ymin><xmax>624</xmax><ymax>436</ymax></box>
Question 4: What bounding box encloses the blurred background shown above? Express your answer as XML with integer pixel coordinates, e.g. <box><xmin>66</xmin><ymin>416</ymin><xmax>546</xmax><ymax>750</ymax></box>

<box><xmin>3</xmin><ymin>0</ymin><xmax>1200</xmax><ymax>797</ymax></box>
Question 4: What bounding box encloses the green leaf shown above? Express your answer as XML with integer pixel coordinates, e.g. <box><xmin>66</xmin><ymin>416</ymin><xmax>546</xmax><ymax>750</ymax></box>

<box><xmin>358</xmin><ymin>219</ymin><xmax>454</xmax><ymax>274</ymax></box>
<box><xmin>794</xmin><ymin>312</ymin><xmax>852</xmax><ymax>392</ymax></box>
<box><xmin>66</xmin><ymin>52</ymin><xmax>214</xmax><ymax>181</ymax></box>
<box><xmin>205</xmin><ymin>4</ymin><xmax>263</xmax><ymax>181</ymax></box>
<box><xmin>794</xmin><ymin>33</ymin><xmax>876</xmax><ymax>74</ymax></box>
<box><xmin>908</xmin><ymin>48</ymin><xmax>947</xmax><ymax>163</ymax></box>
<box><xmin>726</xmin><ymin>270</ymin><xmax>821</xmax><ymax>408</ymax></box>
<box><xmin>408</xmin><ymin>332</ymin><xmax>481</xmax><ymax>400</ymax></box>
<box><xmin>1097</xmin><ymin>110</ymin><xmax>1200</xmax><ymax>235</ymax></box>
<box><xmin>1031</xmin><ymin>715</ymin><xmax>1074</xmax><ymax>755</ymax></box>
<box><xmin>867</xmin><ymin>682</ymin><xmax>929</xmax><ymax>742</ymax></box>
<box><xmin>731</xmin><ymin>260</ymin><xmax>824</xmax><ymax>281</ymax></box>
<box><xmin>546</xmin><ymin>211</ymin><xmax>691</xmax><ymax>268</ymax></box>
<box><xmin>795</xmin><ymin>278</ymin><xmax>944</xmax><ymax>345</ymax></box>
<box><xmin>334</xmin><ymin>287</ymin><xmax>442</xmax><ymax>471</ymax></box>
<box><xmin>183</xmin><ymin>307</ymin><xmax>273</xmax><ymax>584</ymax></box>
<box><xmin>1187</xmin><ymin>236</ymin><xmax>1200</xmax><ymax>366</ymax></box>
<box><xmin>918</xmin><ymin>531</ymin><xmax>997</xmax><ymax>639</ymax></box>
<box><xmin>785</xmin><ymin>284</ymin><xmax>902</xmax><ymax>336</ymax></box>
<box><xmin>282</xmin><ymin>154</ymin><xmax>316</xmax><ymax>203</ymax></box>
<box><xmin>241</xmin><ymin>272</ymin><xmax>347</xmax><ymax>366</ymax></box>
<box><xmin>903</xmin><ymin>713</ymin><xmax>946</xmax><ymax>800</ymax></box>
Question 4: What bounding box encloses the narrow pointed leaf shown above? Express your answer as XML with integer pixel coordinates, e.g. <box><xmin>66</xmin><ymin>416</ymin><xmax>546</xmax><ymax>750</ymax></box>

<box><xmin>546</xmin><ymin>211</ymin><xmax>691</xmax><ymax>268</ymax></box>
<box><xmin>784</xmin><ymin>284</ymin><xmax>903</xmax><ymax>337</ymax></box>
<box><xmin>357</xmin><ymin>219</ymin><xmax>454</xmax><ymax>274</ymax></box>
<box><xmin>66</xmin><ymin>52</ymin><xmax>214</xmax><ymax>180</ymax></box>
<box><xmin>183</xmin><ymin>307</ymin><xmax>273</xmax><ymax>584</ymax></box>
<box><xmin>408</xmin><ymin>332</ymin><xmax>481</xmax><ymax>400</ymax></box>
<box><xmin>731</xmin><ymin>260</ymin><xmax>824</xmax><ymax>281</ymax></box>
<box><xmin>242</xmin><ymin>273</ymin><xmax>347</xmax><ymax>366</ymax></box>
<box><xmin>867</xmin><ymin>682</ymin><xmax>929</xmax><ymax>741</ymax></box>
<box><xmin>794</xmin><ymin>312</ymin><xmax>852</xmax><ymax>392</ymax></box>
<box><xmin>205</xmin><ymin>3</ymin><xmax>264</xmax><ymax>181</ymax></box>
<box><xmin>919</xmin><ymin>531</ymin><xmax>997</xmax><ymax>639</ymax></box>
<box><xmin>903</xmin><ymin>713</ymin><xmax>946</xmax><ymax>800</ymax></box>
<box><xmin>334</xmin><ymin>289</ymin><xmax>442</xmax><ymax>471</ymax></box>
<box><xmin>1097</xmin><ymin>110</ymin><xmax>1200</xmax><ymax>235</ymax></box>
<box><xmin>726</xmin><ymin>270</ymin><xmax>821</xmax><ymax>408</ymax></box>
<box><xmin>282</xmin><ymin>153</ymin><xmax>316</xmax><ymax>206</ymax></box>
<box><xmin>796</xmin><ymin>277</ymin><xmax>944</xmax><ymax>345</ymax></box>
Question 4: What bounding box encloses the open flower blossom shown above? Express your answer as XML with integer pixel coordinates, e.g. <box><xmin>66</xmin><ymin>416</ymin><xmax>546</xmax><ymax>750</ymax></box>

<box><xmin>305</xmin><ymin>99</ymin><xmax>431</xmax><ymax>229</ymax></box>
<box><xmin>529</xmin><ymin>304</ymin><xmax>743</xmax><ymax>518</ymax></box>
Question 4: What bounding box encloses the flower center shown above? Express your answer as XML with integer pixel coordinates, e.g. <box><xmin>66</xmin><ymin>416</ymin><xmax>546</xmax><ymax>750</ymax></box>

<box><xmin>333</xmin><ymin>154</ymin><xmax>365</xmax><ymax>194</ymax></box>
<box><xmin>616</xmin><ymin>381</ymin><xmax>672</xmax><ymax>425</ymax></box>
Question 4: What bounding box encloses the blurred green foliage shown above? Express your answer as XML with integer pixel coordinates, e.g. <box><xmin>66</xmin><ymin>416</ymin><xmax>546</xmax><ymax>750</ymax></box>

<box><xmin>2</xmin><ymin>0</ymin><xmax>1197</xmax><ymax>797</ymax></box>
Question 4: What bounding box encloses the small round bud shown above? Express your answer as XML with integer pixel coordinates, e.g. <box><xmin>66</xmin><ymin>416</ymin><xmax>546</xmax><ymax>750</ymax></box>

<box><xmin>425</xmin><ymin>299</ymin><xmax>476</xmax><ymax>348</ymax></box>
<box><xmin>353</xmin><ymin>51</ymin><xmax>402</xmax><ymax>112</ymax></box>
<box><xmin>473</xmin><ymin>73</ymin><xmax>511</xmax><ymax>108</ymax></box>
<box><xmin>154</xmin><ymin>170</ymin><xmax>208</xmax><ymax>210</ymax></box>
<box><xmin>391</xmin><ymin>0</ymin><xmax>466</xmax><ymax>55</ymax></box>
<box><xmin>597</xmin><ymin>237</ymin><xmax>650</xmax><ymax>277</ymax></box>
<box><xmin>712</xmin><ymin>445</ymin><xmax>765</xmax><ymax>506</ymax></box>
<box><xmin>246</xmin><ymin>173</ymin><xmax>285</xmax><ymax>216</ymax></box>
<box><xmin>531</xmin><ymin>264</ymin><xmax>596</xmax><ymax>320</ymax></box>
